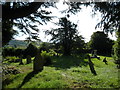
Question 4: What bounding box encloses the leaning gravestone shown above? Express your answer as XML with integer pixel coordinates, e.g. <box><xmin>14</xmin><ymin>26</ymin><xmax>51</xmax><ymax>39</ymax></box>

<box><xmin>26</xmin><ymin>55</ymin><xmax>31</xmax><ymax>64</ymax></box>
<box><xmin>88</xmin><ymin>55</ymin><xmax>97</xmax><ymax>75</ymax></box>
<box><xmin>33</xmin><ymin>53</ymin><xmax>46</xmax><ymax>72</ymax></box>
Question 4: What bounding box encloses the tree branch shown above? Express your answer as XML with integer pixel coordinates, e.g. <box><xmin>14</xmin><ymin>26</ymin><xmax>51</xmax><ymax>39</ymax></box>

<box><xmin>2</xmin><ymin>2</ymin><xmax>44</xmax><ymax>20</ymax></box>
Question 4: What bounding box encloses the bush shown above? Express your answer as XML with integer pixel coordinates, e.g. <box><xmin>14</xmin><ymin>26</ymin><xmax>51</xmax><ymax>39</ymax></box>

<box><xmin>23</xmin><ymin>43</ymin><xmax>38</xmax><ymax>58</ymax></box>
<box><xmin>3</xmin><ymin>56</ymin><xmax>19</xmax><ymax>63</ymax></box>
<box><xmin>88</xmin><ymin>31</ymin><xmax>114</xmax><ymax>56</ymax></box>
<box><xmin>39</xmin><ymin>42</ymin><xmax>51</xmax><ymax>53</ymax></box>
<box><xmin>2</xmin><ymin>47</ymin><xmax>15</xmax><ymax>57</ymax></box>
<box><xmin>2</xmin><ymin>47</ymin><xmax>24</xmax><ymax>57</ymax></box>
<box><xmin>41</xmin><ymin>51</ymin><xmax>52</xmax><ymax>66</ymax></box>
<box><xmin>15</xmin><ymin>49</ymin><xmax>24</xmax><ymax>57</ymax></box>
<box><xmin>113</xmin><ymin>31</ymin><xmax>120</xmax><ymax>68</ymax></box>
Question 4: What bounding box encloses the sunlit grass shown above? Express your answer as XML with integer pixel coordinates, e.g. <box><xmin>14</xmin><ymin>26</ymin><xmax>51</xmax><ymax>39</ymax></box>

<box><xmin>3</xmin><ymin>55</ymin><xmax>120</xmax><ymax>89</ymax></box>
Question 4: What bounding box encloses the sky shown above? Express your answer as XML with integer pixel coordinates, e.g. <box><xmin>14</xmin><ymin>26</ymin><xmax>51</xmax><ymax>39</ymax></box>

<box><xmin>14</xmin><ymin>2</ymin><xmax>117</xmax><ymax>43</ymax></box>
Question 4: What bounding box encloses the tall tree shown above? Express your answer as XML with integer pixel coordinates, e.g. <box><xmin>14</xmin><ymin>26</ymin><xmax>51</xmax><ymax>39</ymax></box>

<box><xmin>46</xmin><ymin>17</ymin><xmax>79</xmax><ymax>56</ymax></box>
<box><xmin>88</xmin><ymin>31</ymin><xmax>114</xmax><ymax>56</ymax></box>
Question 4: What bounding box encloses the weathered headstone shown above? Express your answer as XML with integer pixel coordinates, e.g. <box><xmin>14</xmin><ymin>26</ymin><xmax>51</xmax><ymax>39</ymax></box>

<box><xmin>26</xmin><ymin>55</ymin><xmax>31</xmax><ymax>64</ymax></box>
<box><xmin>88</xmin><ymin>55</ymin><xmax>97</xmax><ymax>75</ymax></box>
<box><xmin>33</xmin><ymin>53</ymin><xmax>46</xmax><ymax>72</ymax></box>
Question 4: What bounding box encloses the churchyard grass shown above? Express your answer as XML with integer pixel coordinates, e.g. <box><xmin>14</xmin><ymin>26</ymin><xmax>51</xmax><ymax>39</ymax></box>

<box><xmin>2</xmin><ymin>55</ymin><xmax>120</xmax><ymax>89</ymax></box>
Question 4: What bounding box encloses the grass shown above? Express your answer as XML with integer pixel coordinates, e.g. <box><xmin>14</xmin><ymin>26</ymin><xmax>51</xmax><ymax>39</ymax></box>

<box><xmin>2</xmin><ymin>54</ymin><xmax>120</xmax><ymax>89</ymax></box>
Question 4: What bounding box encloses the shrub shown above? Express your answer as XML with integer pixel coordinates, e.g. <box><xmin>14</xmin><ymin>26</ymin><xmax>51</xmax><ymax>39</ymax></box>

<box><xmin>23</xmin><ymin>43</ymin><xmax>38</xmax><ymax>58</ymax></box>
<box><xmin>3</xmin><ymin>56</ymin><xmax>19</xmax><ymax>63</ymax></box>
<box><xmin>2</xmin><ymin>47</ymin><xmax>15</xmax><ymax>57</ymax></box>
<box><xmin>41</xmin><ymin>51</ymin><xmax>52</xmax><ymax>66</ymax></box>
<box><xmin>15</xmin><ymin>49</ymin><xmax>24</xmax><ymax>57</ymax></box>
<box><xmin>39</xmin><ymin>42</ymin><xmax>50</xmax><ymax>53</ymax></box>
<box><xmin>113</xmin><ymin>32</ymin><xmax>120</xmax><ymax>68</ymax></box>
<box><xmin>2</xmin><ymin>47</ymin><xmax>24</xmax><ymax>57</ymax></box>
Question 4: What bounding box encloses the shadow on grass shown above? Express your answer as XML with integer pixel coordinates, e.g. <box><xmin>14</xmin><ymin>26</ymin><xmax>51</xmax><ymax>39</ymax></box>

<box><xmin>18</xmin><ymin>71</ymin><xmax>41</xmax><ymax>88</ymax></box>
<box><xmin>50</xmin><ymin>55</ymin><xmax>88</xmax><ymax>70</ymax></box>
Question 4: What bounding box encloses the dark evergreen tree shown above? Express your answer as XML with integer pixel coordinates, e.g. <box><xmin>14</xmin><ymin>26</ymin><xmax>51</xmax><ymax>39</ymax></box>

<box><xmin>72</xmin><ymin>35</ymin><xmax>85</xmax><ymax>54</ymax></box>
<box><xmin>46</xmin><ymin>17</ymin><xmax>82</xmax><ymax>56</ymax></box>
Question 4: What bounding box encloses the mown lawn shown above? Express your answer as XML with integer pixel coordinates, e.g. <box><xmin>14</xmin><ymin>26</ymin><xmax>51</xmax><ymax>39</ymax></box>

<box><xmin>2</xmin><ymin>55</ymin><xmax>120</xmax><ymax>89</ymax></box>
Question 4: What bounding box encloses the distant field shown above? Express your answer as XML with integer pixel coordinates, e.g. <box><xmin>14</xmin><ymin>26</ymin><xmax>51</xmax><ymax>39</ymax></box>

<box><xmin>2</xmin><ymin>55</ymin><xmax>120</xmax><ymax>89</ymax></box>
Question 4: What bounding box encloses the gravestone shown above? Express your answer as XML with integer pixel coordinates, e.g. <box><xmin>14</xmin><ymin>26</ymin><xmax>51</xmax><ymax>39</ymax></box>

<box><xmin>26</xmin><ymin>55</ymin><xmax>31</xmax><ymax>64</ymax></box>
<box><xmin>88</xmin><ymin>55</ymin><xmax>97</xmax><ymax>75</ymax></box>
<box><xmin>33</xmin><ymin>53</ymin><xmax>46</xmax><ymax>72</ymax></box>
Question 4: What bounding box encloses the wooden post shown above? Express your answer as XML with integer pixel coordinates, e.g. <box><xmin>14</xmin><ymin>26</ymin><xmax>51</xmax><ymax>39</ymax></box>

<box><xmin>88</xmin><ymin>55</ymin><xmax>97</xmax><ymax>75</ymax></box>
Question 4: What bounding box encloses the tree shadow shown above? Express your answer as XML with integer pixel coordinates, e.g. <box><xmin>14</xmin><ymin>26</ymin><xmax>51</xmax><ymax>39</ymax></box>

<box><xmin>18</xmin><ymin>71</ymin><xmax>40</xmax><ymax>88</ymax></box>
<box><xmin>50</xmin><ymin>55</ymin><xmax>88</xmax><ymax>70</ymax></box>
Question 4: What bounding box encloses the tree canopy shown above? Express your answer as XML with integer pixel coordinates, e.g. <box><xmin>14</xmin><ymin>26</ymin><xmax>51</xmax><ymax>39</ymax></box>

<box><xmin>45</xmin><ymin>17</ymin><xmax>84</xmax><ymax>56</ymax></box>
<box><xmin>2</xmin><ymin>2</ymin><xmax>55</xmax><ymax>46</ymax></box>
<box><xmin>88</xmin><ymin>31</ymin><xmax>114</xmax><ymax>56</ymax></box>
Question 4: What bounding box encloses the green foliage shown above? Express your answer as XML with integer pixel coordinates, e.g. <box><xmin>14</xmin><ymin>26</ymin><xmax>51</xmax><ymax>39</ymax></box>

<box><xmin>2</xmin><ymin>2</ymin><xmax>54</xmax><ymax>45</ymax></box>
<box><xmin>39</xmin><ymin>42</ymin><xmax>51</xmax><ymax>53</ymax></box>
<box><xmin>46</xmin><ymin>17</ymin><xmax>84</xmax><ymax>56</ymax></box>
<box><xmin>24</xmin><ymin>43</ymin><xmax>38</xmax><ymax>57</ymax></box>
<box><xmin>88</xmin><ymin>31</ymin><xmax>114</xmax><ymax>56</ymax></box>
<box><xmin>94</xmin><ymin>2</ymin><xmax>120</xmax><ymax>33</ymax></box>
<box><xmin>2</xmin><ymin>47</ymin><xmax>15</xmax><ymax>57</ymax></box>
<box><xmin>2</xmin><ymin>19</ymin><xmax>17</xmax><ymax>46</ymax></box>
<box><xmin>113</xmin><ymin>30</ymin><xmax>120</xmax><ymax>68</ymax></box>
<box><xmin>48</xmin><ymin>49</ymin><xmax>57</xmax><ymax>56</ymax></box>
<box><xmin>2</xmin><ymin>47</ymin><xmax>24</xmax><ymax>57</ymax></box>
<box><xmin>72</xmin><ymin>35</ymin><xmax>85</xmax><ymax>54</ymax></box>
<box><xmin>41</xmin><ymin>51</ymin><xmax>52</xmax><ymax>66</ymax></box>
<box><xmin>3</xmin><ymin>56</ymin><xmax>19</xmax><ymax>63</ymax></box>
